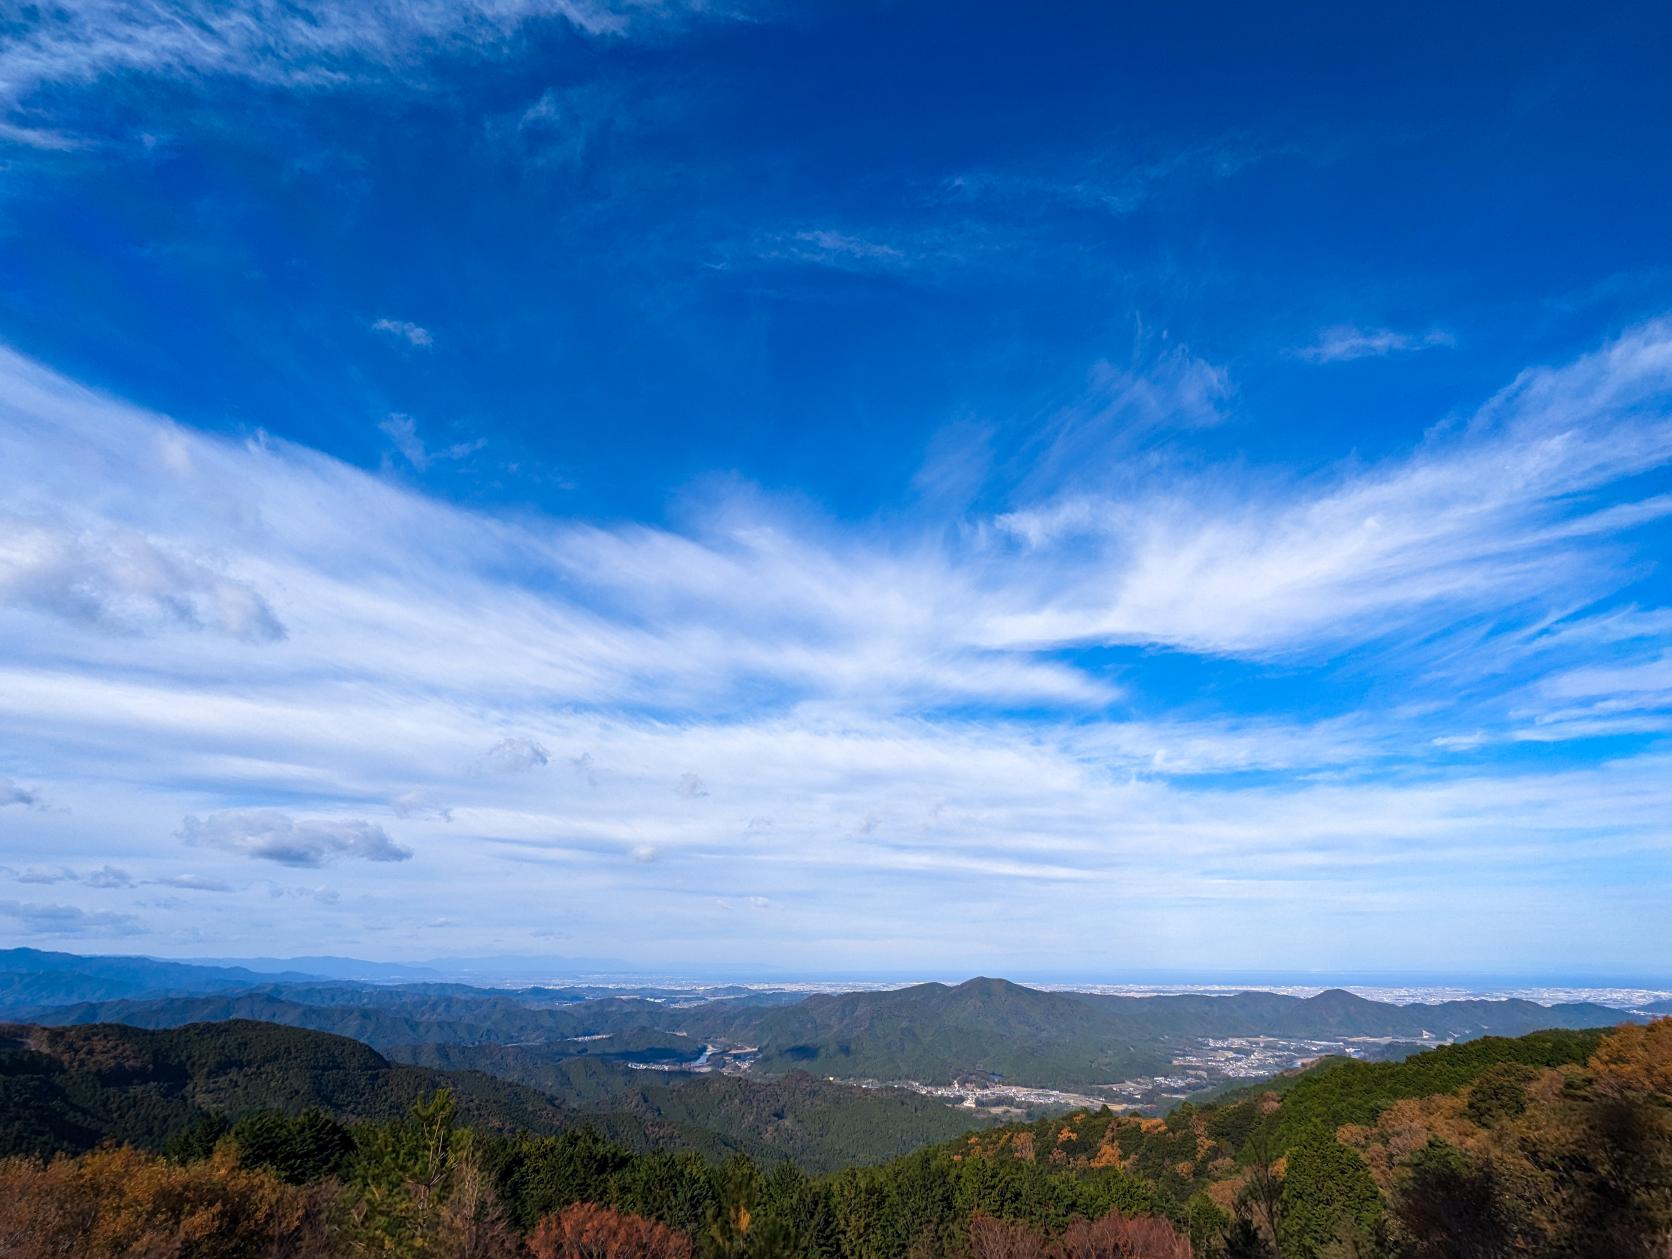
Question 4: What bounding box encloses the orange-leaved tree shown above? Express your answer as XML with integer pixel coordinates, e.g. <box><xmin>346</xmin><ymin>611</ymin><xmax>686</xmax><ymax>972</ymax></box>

<box><xmin>0</xmin><ymin>1144</ymin><xmax>335</xmax><ymax>1259</ymax></box>
<box><xmin>528</xmin><ymin>1201</ymin><xmax>695</xmax><ymax>1258</ymax></box>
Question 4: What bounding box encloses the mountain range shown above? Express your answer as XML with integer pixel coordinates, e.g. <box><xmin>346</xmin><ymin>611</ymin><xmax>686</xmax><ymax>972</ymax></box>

<box><xmin>1</xmin><ymin>950</ymin><xmax>1641</xmax><ymax>1095</ymax></box>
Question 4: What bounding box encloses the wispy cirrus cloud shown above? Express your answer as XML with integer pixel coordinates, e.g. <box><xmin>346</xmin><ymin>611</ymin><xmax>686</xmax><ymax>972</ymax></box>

<box><xmin>1292</xmin><ymin>325</ymin><xmax>1456</xmax><ymax>364</ymax></box>
<box><xmin>0</xmin><ymin>324</ymin><xmax>1669</xmax><ymax>965</ymax></box>
<box><xmin>989</xmin><ymin>320</ymin><xmax>1672</xmax><ymax>657</ymax></box>
<box><xmin>0</xmin><ymin>0</ymin><xmax>735</xmax><ymax>146</ymax></box>
<box><xmin>758</xmin><ymin>229</ymin><xmax>911</xmax><ymax>272</ymax></box>
<box><xmin>943</xmin><ymin>136</ymin><xmax>1272</xmax><ymax>218</ymax></box>
<box><xmin>378</xmin><ymin>415</ymin><xmax>486</xmax><ymax>472</ymax></box>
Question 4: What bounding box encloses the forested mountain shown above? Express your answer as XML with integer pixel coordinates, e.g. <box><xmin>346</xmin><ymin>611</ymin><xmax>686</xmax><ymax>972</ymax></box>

<box><xmin>8</xmin><ymin>953</ymin><xmax>1638</xmax><ymax>1095</ymax></box>
<box><xmin>0</xmin><ymin>1019</ymin><xmax>990</xmax><ymax>1174</ymax></box>
<box><xmin>671</xmin><ymin>977</ymin><xmax>1635</xmax><ymax>1088</ymax></box>
<box><xmin>2</xmin><ymin>1018</ymin><xmax>1667</xmax><ymax>1256</ymax></box>
<box><xmin>0</xmin><ymin>1019</ymin><xmax>585</xmax><ymax>1159</ymax></box>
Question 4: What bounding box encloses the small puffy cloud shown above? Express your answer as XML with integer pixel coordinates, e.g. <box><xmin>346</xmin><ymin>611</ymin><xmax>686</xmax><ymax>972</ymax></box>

<box><xmin>152</xmin><ymin>874</ymin><xmax>234</xmax><ymax>892</ymax></box>
<box><xmin>1293</xmin><ymin>325</ymin><xmax>1455</xmax><ymax>364</ymax></box>
<box><xmin>391</xmin><ymin>791</ymin><xmax>453</xmax><ymax>821</ymax></box>
<box><xmin>179</xmin><ymin>810</ymin><xmax>413</xmax><ymax>867</ymax></box>
<box><xmin>481</xmin><ymin>737</ymin><xmax>550</xmax><ymax>773</ymax></box>
<box><xmin>10</xmin><ymin>866</ymin><xmax>76</xmax><ymax>884</ymax></box>
<box><xmin>746</xmin><ymin>896</ymin><xmax>770</xmax><ymax>909</ymax></box>
<box><xmin>0</xmin><ymin>778</ymin><xmax>41</xmax><ymax>808</ymax></box>
<box><xmin>629</xmin><ymin>843</ymin><xmax>659</xmax><ymax>863</ymax></box>
<box><xmin>675</xmin><ymin>771</ymin><xmax>708</xmax><ymax>798</ymax></box>
<box><xmin>370</xmin><ymin>318</ymin><xmax>433</xmax><ymax>347</ymax></box>
<box><xmin>84</xmin><ymin>865</ymin><xmax>136</xmax><ymax>888</ymax></box>
<box><xmin>0</xmin><ymin>900</ymin><xmax>141</xmax><ymax>937</ymax></box>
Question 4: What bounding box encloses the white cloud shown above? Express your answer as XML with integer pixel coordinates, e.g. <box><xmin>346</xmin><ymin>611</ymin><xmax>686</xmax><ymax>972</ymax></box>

<box><xmin>153</xmin><ymin>874</ymin><xmax>236</xmax><ymax>892</ymax></box>
<box><xmin>370</xmin><ymin>318</ymin><xmax>433</xmax><ymax>348</ymax></box>
<box><xmin>481</xmin><ymin>737</ymin><xmax>551</xmax><ymax>773</ymax></box>
<box><xmin>379</xmin><ymin>414</ymin><xmax>486</xmax><ymax>472</ymax></box>
<box><xmin>760</xmin><ymin>229</ymin><xmax>910</xmax><ymax>272</ymax></box>
<box><xmin>675</xmin><ymin>771</ymin><xmax>709</xmax><ymax>798</ymax></box>
<box><xmin>945</xmin><ymin>137</ymin><xmax>1271</xmax><ymax>218</ymax></box>
<box><xmin>1010</xmin><ymin>341</ymin><xmax>1233</xmax><ymax>496</ymax></box>
<box><xmin>179</xmin><ymin>810</ymin><xmax>413</xmax><ymax>866</ymax></box>
<box><xmin>987</xmin><ymin>321</ymin><xmax>1672</xmax><ymax>657</ymax></box>
<box><xmin>0</xmin><ymin>777</ymin><xmax>41</xmax><ymax>807</ymax></box>
<box><xmin>0</xmin><ymin>899</ymin><xmax>141</xmax><ymax>937</ymax></box>
<box><xmin>391</xmin><ymin>791</ymin><xmax>453</xmax><ymax>821</ymax></box>
<box><xmin>0</xmin><ymin>324</ymin><xmax>1669</xmax><ymax>965</ymax></box>
<box><xmin>0</xmin><ymin>515</ymin><xmax>285</xmax><ymax>641</ymax></box>
<box><xmin>1293</xmin><ymin>325</ymin><xmax>1456</xmax><ymax>364</ymax></box>
<box><xmin>0</xmin><ymin>0</ymin><xmax>724</xmax><ymax>132</ymax></box>
<box><xmin>4</xmin><ymin>862</ymin><xmax>149</xmax><ymax>888</ymax></box>
<box><xmin>4</xmin><ymin>866</ymin><xmax>75</xmax><ymax>884</ymax></box>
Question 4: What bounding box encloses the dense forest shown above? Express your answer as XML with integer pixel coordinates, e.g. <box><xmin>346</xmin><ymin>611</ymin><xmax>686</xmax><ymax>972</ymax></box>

<box><xmin>0</xmin><ymin>1019</ymin><xmax>990</xmax><ymax>1174</ymax></box>
<box><xmin>1</xmin><ymin>1016</ymin><xmax>1666</xmax><ymax>1256</ymax></box>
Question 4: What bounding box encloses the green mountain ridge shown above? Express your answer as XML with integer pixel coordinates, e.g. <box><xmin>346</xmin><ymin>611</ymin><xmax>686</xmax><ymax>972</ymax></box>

<box><xmin>0</xmin><ymin>1017</ymin><xmax>993</xmax><ymax>1174</ymax></box>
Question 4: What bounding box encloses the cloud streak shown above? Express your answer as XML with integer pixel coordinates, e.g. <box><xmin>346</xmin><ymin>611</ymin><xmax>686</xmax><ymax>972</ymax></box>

<box><xmin>0</xmin><ymin>323</ymin><xmax>1669</xmax><ymax>966</ymax></box>
<box><xmin>0</xmin><ymin>0</ymin><xmax>730</xmax><ymax>141</ymax></box>
<box><xmin>0</xmin><ymin>900</ymin><xmax>141</xmax><ymax>937</ymax></box>
<box><xmin>1293</xmin><ymin>325</ymin><xmax>1456</xmax><ymax>364</ymax></box>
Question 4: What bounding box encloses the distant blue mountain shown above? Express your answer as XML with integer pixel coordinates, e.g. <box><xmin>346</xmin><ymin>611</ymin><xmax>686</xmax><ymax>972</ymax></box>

<box><xmin>0</xmin><ymin>947</ymin><xmax>322</xmax><ymax>1010</ymax></box>
<box><xmin>189</xmin><ymin>953</ymin><xmax>634</xmax><ymax>982</ymax></box>
<box><xmin>189</xmin><ymin>955</ymin><xmax>447</xmax><ymax>982</ymax></box>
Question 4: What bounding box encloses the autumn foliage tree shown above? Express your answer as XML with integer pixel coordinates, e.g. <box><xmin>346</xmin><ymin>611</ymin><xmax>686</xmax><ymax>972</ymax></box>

<box><xmin>528</xmin><ymin>1202</ymin><xmax>695</xmax><ymax>1258</ymax></box>
<box><xmin>0</xmin><ymin>1144</ymin><xmax>334</xmax><ymax>1259</ymax></box>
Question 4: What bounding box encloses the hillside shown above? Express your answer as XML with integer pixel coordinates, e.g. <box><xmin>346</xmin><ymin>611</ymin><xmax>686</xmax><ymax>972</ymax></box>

<box><xmin>0</xmin><ymin>1019</ymin><xmax>585</xmax><ymax>1159</ymax></box>
<box><xmin>3</xmin><ymin>1018</ymin><xmax>1664</xmax><ymax>1257</ymax></box>
<box><xmin>0</xmin><ymin>1018</ymin><xmax>993</xmax><ymax>1175</ymax></box>
<box><xmin>713</xmin><ymin>977</ymin><xmax>1169</xmax><ymax>1086</ymax></box>
<box><xmin>668</xmin><ymin>976</ymin><xmax>1635</xmax><ymax>1089</ymax></box>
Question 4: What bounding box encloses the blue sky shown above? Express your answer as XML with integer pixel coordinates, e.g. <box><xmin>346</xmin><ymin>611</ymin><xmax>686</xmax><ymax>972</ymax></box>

<box><xmin>1</xmin><ymin>0</ymin><xmax>1671</xmax><ymax>977</ymax></box>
